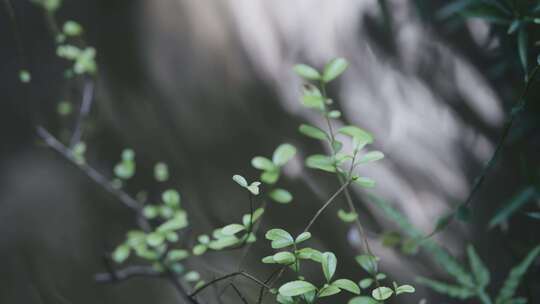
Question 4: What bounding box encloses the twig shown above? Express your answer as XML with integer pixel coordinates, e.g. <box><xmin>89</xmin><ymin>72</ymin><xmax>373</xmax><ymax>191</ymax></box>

<box><xmin>95</xmin><ymin>265</ymin><xmax>162</xmax><ymax>282</ymax></box>
<box><xmin>190</xmin><ymin>271</ymin><xmax>270</xmax><ymax>298</ymax></box>
<box><xmin>463</xmin><ymin>66</ymin><xmax>540</xmax><ymax>208</ymax></box>
<box><xmin>70</xmin><ymin>79</ymin><xmax>95</xmax><ymax>148</ymax></box>
<box><xmin>230</xmin><ymin>283</ymin><xmax>249</xmax><ymax>304</ymax></box>
<box><xmin>36</xmin><ymin>126</ymin><xmax>150</xmax><ymax>228</ymax></box>
<box><xmin>303</xmin><ymin>180</ymin><xmax>351</xmax><ymax>232</ymax></box>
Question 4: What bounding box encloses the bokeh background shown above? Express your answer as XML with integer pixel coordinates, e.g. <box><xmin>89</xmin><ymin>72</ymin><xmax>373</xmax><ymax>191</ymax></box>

<box><xmin>1</xmin><ymin>0</ymin><xmax>539</xmax><ymax>303</ymax></box>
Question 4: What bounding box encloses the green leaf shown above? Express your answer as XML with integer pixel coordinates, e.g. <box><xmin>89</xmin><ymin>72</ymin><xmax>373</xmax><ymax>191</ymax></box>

<box><xmin>184</xmin><ymin>271</ymin><xmax>200</xmax><ymax>282</ymax></box>
<box><xmin>328</xmin><ymin>110</ymin><xmax>341</xmax><ymax>119</ymax></box>
<box><xmin>252</xmin><ymin>156</ymin><xmax>276</xmax><ymax>171</ymax></box>
<box><xmin>507</xmin><ymin>19</ymin><xmax>521</xmax><ymax>35</ymax></box>
<box><xmin>273</xmin><ymin>251</ymin><xmax>296</xmax><ymax>264</ymax></box>
<box><xmin>273</xmin><ymin>144</ymin><xmax>297</xmax><ymax>166</ymax></box>
<box><xmin>301</xmin><ymin>86</ymin><xmax>325</xmax><ymax>110</ymax></box>
<box><xmin>19</xmin><ymin>70</ymin><xmax>31</xmax><ymax>83</ymax></box>
<box><xmin>338</xmin><ymin>126</ymin><xmax>374</xmax><ymax>144</ymax></box>
<box><xmin>428</xmin><ymin>211</ymin><xmax>455</xmax><ymax>237</ymax></box>
<box><xmin>295</xmin><ymin>232</ymin><xmax>311</xmax><ymax>244</ymax></box>
<box><xmin>112</xmin><ymin>244</ymin><xmax>130</xmax><ymax>263</ymax></box>
<box><xmin>416</xmin><ymin>277</ymin><xmax>473</xmax><ymax>299</ymax></box>
<box><xmin>243</xmin><ymin>208</ymin><xmax>265</xmax><ymax>226</ymax></box>
<box><xmin>193</xmin><ymin>244</ymin><xmax>207</xmax><ymax>255</ymax></box>
<box><xmin>518</xmin><ymin>27</ymin><xmax>528</xmax><ymax>73</ymax></box>
<box><xmin>372</xmin><ymin>287</ymin><xmax>393</xmax><ymax>301</ymax></box>
<box><xmin>337</xmin><ymin>209</ymin><xmax>358</xmax><ymax>223</ymax></box>
<box><xmin>496</xmin><ymin>245</ymin><xmax>540</xmax><ymax>304</ymax></box>
<box><xmin>299</xmin><ymin>124</ymin><xmax>327</xmax><ymax>140</ymax></box>
<box><xmin>353</xmin><ymin>177</ymin><xmax>376</xmax><ymax>188</ymax></box>
<box><xmin>167</xmin><ymin>249</ymin><xmax>189</xmax><ymax>262</ymax></box>
<box><xmin>359</xmin><ymin>278</ymin><xmax>373</xmax><ymax>289</ymax></box>
<box><xmin>261</xmin><ymin>170</ymin><xmax>280</xmax><ymax>184</ymax></box>
<box><xmin>489</xmin><ymin>186</ymin><xmax>536</xmax><ymax>229</ymax></box>
<box><xmin>318</xmin><ymin>285</ymin><xmax>341</xmax><ymax>297</ymax></box>
<box><xmin>306</xmin><ymin>154</ymin><xmax>336</xmax><ymax>173</ymax></box>
<box><xmin>348</xmin><ymin>296</ymin><xmax>379</xmax><ymax>304</ymax></box>
<box><xmin>57</xmin><ymin>101</ymin><xmax>72</xmax><ymax>116</ymax></box>
<box><xmin>296</xmin><ymin>247</ymin><xmax>323</xmax><ymax>262</ymax></box>
<box><xmin>162</xmin><ymin>189</ymin><xmax>181</xmax><ymax>207</ymax></box>
<box><xmin>269</xmin><ymin>188</ymin><xmax>293</xmax><ymax>204</ymax></box>
<box><xmin>63</xmin><ymin>20</ymin><xmax>83</xmax><ymax>36</ymax></box>
<box><xmin>355</xmin><ymin>255</ymin><xmax>378</xmax><ymax>275</ymax></box>
<box><xmin>146</xmin><ymin>232</ymin><xmax>165</xmax><ymax>247</ymax></box>
<box><xmin>293</xmin><ymin>64</ymin><xmax>321</xmax><ymax>80</ymax></box>
<box><xmin>332</xmin><ymin>279</ymin><xmax>360</xmax><ymax>294</ymax></box>
<box><xmin>154</xmin><ymin>162</ymin><xmax>169</xmax><ymax>182</ymax></box>
<box><xmin>265</xmin><ymin>228</ymin><xmax>294</xmax><ymax>249</ymax></box>
<box><xmin>143</xmin><ymin>205</ymin><xmax>158</xmax><ymax>219</ymax></box>
<box><xmin>322</xmin><ymin>252</ymin><xmax>337</xmax><ymax>281</ymax></box>
<box><xmin>156</xmin><ymin>212</ymin><xmax>188</xmax><ymax>232</ymax></box>
<box><xmin>114</xmin><ymin>161</ymin><xmax>135</xmax><ymax>180</ymax></box>
<box><xmin>467</xmin><ymin>245</ymin><xmax>490</xmax><ymax>288</ymax></box>
<box><xmin>221</xmin><ymin>224</ymin><xmax>246</xmax><ymax>236</ymax></box>
<box><xmin>278</xmin><ymin>280</ymin><xmax>317</xmax><ymax>297</ymax></box>
<box><xmin>208</xmin><ymin>236</ymin><xmax>240</xmax><ymax>250</ymax></box>
<box><xmin>262</xmin><ymin>255</ymin><xmax>276</xmax><ymax>264</ymax></box>
<box><xmin>247</xmin><ymin>181</ymin><xmax>261</xmax><ymax>195</ymax></box>
<box><xmin>358</xmin><ymin>151</ymin><xmax>384</xmax><ymax>164</ymax></box>
<box><xmin>395</xmin><ymin>284</ymin><xmax>415</xmax><ymax>295</ymax></box>
<box><xmin>276</xmin><ymin>294</ymin><xmax>294</xmax><ymax>304</ymax></box>
<box><xmin>323</xmin><ymin>58</ymin><xmax>348</xmax><ymax>82</ymax></box>
<box><xmin>232</xmin><ymin>174</ymin><xmax>248</xmax><ymax>187</ymax></box>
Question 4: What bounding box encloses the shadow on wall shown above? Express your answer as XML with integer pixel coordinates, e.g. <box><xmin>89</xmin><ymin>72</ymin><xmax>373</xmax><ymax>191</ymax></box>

<box><xmin>1</xmin><ymin>0</ymin><xmax>522</xmax><ymax>303</ymax></box>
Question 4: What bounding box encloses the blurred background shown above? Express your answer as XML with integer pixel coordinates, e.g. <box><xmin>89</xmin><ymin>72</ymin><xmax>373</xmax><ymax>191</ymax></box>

<box><xmin>1</xmin><ymin>0</ymin><xmax>539</xmax><ymax>303</ymax></box>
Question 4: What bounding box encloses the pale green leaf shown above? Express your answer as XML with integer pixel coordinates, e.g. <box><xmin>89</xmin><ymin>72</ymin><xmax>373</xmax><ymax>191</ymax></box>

<box><xmin>358</xmin><ymin>151</ymin><xmax>384</xmax><ymax>164</ymax></box>
<box><xmin>323</xmin><ymin>57</ymin><xmax>348</xmax><ymax>82</ymax></box>
<box><xmin>273</xmin><ymin>144</ymin><xmax>297</xmax><ymax>166</ymax></box>
<box><xmin>273</xmin><ymin>251</ymin><xmax>296</xmax><ymax>264</ymax></box>
<box><xmin>467</xmin><ymin>245</ymin><xmax>490</xmax><ymax>288</ymax></box>
<box><xmin>395</xmin><ymin>284</ymin><xmax>415</xmax><ymax>295</ymax></box>
<box><xmin>338</xmin><ymin>209</ymin><xmax>358</xmax><ymax>222</ymax></box>
<box><xmin>348</xmin><ymin>296</ymin><xmax>379</xmax><ymax>304</ymax></box>
<box><xmin>299</xmin><ymin>124</ymin><xmax>327</xmax><ymax>140</ymax></box>
<box><xmin>293</xmin><ymin>64</ymin><xmax>321</xmax><ymax>80</ymax></box>
<box><xmin>269</xmin><ymin>188</ymin><xmax>293</xmax><ymax>204</ymax></box>
<box><xmin>112</xmin><ymin>244</ymin><xmax>130</xmax><ymax>263</ymax></box>
<box><xmin>232</xmin><ymin>174</ymin><xmax>248</xmax><ymax>187</ymax></box>
<box><xmin>221</xmin><ymin>224</ymin><xmax>245</xmax><ymax>236</ymax></box>
<box><xmin>295</xmin><ymin>232</ymin><xmax>311</xmax><ymax>243</ymax></box>
<box><xmin>251</xmin><ymin>156</ymin><xmax>276</xmax><ymax>171</ymax></box>
<box><xmin>332</xmin><ymin>279</ymin><xmax>360</xmax><ymax>294</ymax></box>
<box><xmin>322</xmin><ymin>252</ymin><xmax>337</xmax><ymax>281</ymax></box>
<box><xmin>278</xmin><ymin>281</ymin><xmax>317</xmax><ymax>297</ymax></box>
<box><xmin>372</xmin><ymin>287</ymin><xmax>393</xmax><ymax>301</ymax></box>
<box><xmin>318</xmin><ymin>285</ymin><xmax>341</xmax><ymax>297</ymax></box>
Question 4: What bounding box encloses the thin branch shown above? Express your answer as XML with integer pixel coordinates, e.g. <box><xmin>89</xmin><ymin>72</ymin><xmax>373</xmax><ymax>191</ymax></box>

<box><xmin>70</xmin><ymin>79</ymin><xmax>95</xmax><ymax>148</ymax></box>
<box><xmin>303</xmin><ymin>180</ymin><xmax>351</xmax><ymax>232</ymax></box>
<box><xmin>463</xmin><ymin>66</ymin><xmax>540</xmax><ymax>209</ymax></box>
<box><xmin>190</xmin><ymin>271</ymin><xmax>270</xmax><ymax>298</ymax></box>
<box><xmin>95</xmin><ymin>266</ymin><xmax>162</xmax><ymax>283</ymax></box>
<box><xmin>36</xmin><ymin>126</ymin><xmax>151</xmax><ymax>231</ymax></box>
<box><xmin>230</xmin><ymin>283</ymin><xmax>249</xmax><ymax>304</ymax></box>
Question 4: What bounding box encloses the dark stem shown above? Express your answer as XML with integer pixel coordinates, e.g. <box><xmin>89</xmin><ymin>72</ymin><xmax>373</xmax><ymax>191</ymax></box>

<box><xmin>189</xmin><ymin>271</ymin><xmax>270</xmax><ymax>298</ymax></box>
<box><xmin>230</xmin><ymin>283</ymin><xmax>249</xmax><ymax>304</ymax></box>
<box><xmin>303</xmin><ymin>180</ymin><xmax>351</xmax><ymax>232</ymax></box>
